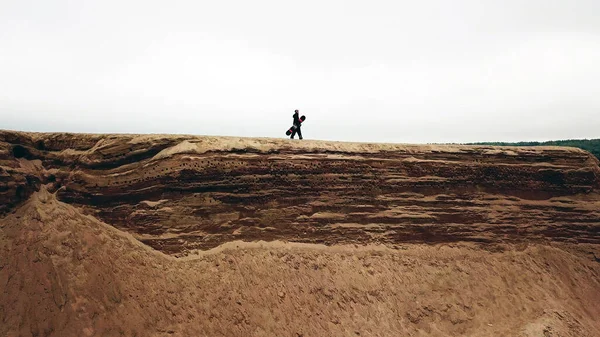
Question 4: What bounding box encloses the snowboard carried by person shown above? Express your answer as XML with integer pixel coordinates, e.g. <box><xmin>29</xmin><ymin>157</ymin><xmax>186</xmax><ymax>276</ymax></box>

<box><xmin>286</xmin><ymin>116</ymin><xmax>306</xmax><ymax>136</ymax></box>
<box><xmin>286</xmin><ymin>109</ymin><xmax>305</xmax><ymax>139</ymax></box>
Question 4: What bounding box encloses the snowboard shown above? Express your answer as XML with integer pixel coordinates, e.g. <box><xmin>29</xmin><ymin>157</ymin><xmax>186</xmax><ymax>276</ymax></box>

<box><xmin>286</xmin><ymin>115</ymin><xmax>306</xmax><ymax>136</ymax></box>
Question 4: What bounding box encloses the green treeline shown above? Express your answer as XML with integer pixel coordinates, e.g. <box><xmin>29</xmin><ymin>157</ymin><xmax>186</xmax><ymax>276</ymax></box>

<box><xmin>467</xmin><ymin>139</ymin><xmax>600</xmax><ymax>160</ymax></box>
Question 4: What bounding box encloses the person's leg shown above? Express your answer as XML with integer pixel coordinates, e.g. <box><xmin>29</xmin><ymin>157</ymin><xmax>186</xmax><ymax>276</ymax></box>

<box><xmin>297</xmin><ymin>127</ymin><xmax>303</xmax><ymax>140</ymax></box>
<box><xmin>290</xmin><ymin>128</ymin><xmax>296</xmax><ymax>139</ymax></box>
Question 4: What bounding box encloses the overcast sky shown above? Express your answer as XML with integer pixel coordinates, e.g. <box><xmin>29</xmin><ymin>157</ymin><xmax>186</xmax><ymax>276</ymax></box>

<box><xmin>1</xmin><ymin>0</ymin><xmax>599</xmax><ymax>143</ymax></box>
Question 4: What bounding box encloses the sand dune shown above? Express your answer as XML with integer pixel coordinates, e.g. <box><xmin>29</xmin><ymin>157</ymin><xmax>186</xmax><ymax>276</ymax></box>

<box><xmin>1</xmin><ymin>131</ymin><xmax>600</xmax><ymax>336</ymax></box>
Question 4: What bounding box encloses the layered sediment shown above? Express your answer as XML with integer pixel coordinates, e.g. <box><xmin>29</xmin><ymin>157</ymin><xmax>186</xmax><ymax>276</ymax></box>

<box><xmin>2</xmin><ymin>131</ymin><xmax>600</xmax><ymax>337</ymax></box>
<box><xmin>1</xmin><ymin>131</ymin><xmax>599</xmax><ymax>255</ymax></box>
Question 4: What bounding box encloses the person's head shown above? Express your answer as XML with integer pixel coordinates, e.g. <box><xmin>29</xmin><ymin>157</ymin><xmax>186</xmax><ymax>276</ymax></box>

<box><xmin>294</xmin><ymin>109</ymin><xmax>299</xmax><ymax>113</ymax></box>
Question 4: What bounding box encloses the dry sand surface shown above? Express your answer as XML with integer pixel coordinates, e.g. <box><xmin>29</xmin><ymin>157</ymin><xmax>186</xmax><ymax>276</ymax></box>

<box><xmin>1</xmin><ymin>132</ymin><xmax>600</xmax><ymax>336</ymax></box>
<box><xmin>2</xmin><ymin>190</ymin><xmax>600</xmax><ymax>337</ymax></box>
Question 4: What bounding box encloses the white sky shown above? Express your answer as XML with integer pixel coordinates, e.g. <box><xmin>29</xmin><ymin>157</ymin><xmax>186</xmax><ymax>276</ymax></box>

<box><xmin>1</xmin><ymin>0</ymin><xmax>599</xmax><ymax>143</ymax></box>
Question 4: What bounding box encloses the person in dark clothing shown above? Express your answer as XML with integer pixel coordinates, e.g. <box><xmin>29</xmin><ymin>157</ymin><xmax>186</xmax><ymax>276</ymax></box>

<box><xmin>291</xmin><ymin>109</ymin><xmax>303</xmax><ymax>139</ymax></box>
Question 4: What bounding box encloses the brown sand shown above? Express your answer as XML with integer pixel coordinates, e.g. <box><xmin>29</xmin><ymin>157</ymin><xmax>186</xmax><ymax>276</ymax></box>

<box><xmin>1</xmin><ymin>132</ymin><xmax>600</xmax><ymax>336</ymax></box>
<box><xmin>2</xmin><ymin>190</ymin><xmax>600</xmax><ymax>336</ymax></box>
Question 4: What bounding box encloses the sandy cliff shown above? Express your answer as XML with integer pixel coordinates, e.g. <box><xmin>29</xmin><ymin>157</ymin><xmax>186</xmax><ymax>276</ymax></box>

<box><xmin>1</xmin><ymin>131</ymin><xmax>600</xmax><ymax>336</ymax></box>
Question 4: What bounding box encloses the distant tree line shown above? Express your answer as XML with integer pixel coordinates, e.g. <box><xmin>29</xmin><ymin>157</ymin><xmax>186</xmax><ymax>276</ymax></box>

<box><xmin>467</xmin><ymin>139</ymin><xmax>600</xmax><ymax>160</ymax></box>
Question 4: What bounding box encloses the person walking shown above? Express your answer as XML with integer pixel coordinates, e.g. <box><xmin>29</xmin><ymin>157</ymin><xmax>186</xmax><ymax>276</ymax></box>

<box><xmin>290</xmin><ymin>109</ymin><xmax>303</xmax><ymax>140</ymax></box>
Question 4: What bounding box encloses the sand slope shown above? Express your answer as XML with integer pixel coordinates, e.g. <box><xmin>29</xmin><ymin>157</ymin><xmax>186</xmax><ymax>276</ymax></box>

<box><xmin>2</xmin><ymin>189</ymin><xmax>600</xmax><ymax>337</ymax></box>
